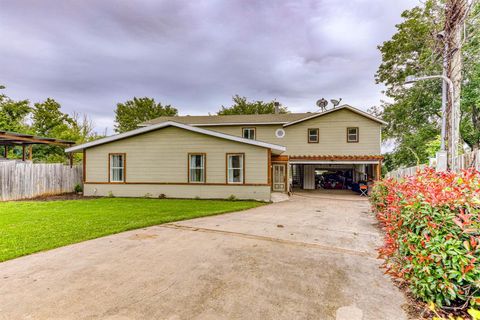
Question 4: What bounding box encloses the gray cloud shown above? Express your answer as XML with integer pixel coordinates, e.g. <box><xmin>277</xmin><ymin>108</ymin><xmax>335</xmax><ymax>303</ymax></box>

<box><xmin>0</xmin><ymin>0</ymin><xmax>418</xmax><ymax>133</ymax></box>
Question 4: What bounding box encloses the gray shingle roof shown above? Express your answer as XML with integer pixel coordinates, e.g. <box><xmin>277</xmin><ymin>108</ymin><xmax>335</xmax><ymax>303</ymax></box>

<box><xmin>139</xmin><ymin>113</ymin><xmax>312</xmax><ymax>126</ymax></box>
<box><xmin>139</xmin><ymin>105</ymin><xmax>387</xmax><ymax>127</ymax></box>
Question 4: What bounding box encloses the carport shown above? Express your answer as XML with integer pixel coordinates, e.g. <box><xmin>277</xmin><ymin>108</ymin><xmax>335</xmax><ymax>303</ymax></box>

<box><xmin>0</xmin><ymin>131</ymin><xmax>75</xmax><ymax>164</ymax></box>
<box><xmin>289</xmin><ymin>155</ymin><xmax>383</xmax><ymax>190</ymax></box>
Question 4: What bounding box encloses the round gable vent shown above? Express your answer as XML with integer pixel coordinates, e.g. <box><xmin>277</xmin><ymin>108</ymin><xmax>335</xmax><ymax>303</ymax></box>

<box><xmin>275</xmin><ymin>128</ymin><xmax>285</xmax><ymax>138</ymax></box>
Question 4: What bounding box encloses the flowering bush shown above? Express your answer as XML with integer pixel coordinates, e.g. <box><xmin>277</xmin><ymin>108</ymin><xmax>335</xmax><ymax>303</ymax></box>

<box><xmin>371</xmin><ymin>168</ymin><xmax>480</xmax><ymax>308</ymax></box>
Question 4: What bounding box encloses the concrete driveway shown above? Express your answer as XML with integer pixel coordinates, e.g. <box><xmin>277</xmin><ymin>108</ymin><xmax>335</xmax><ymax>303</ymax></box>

<box><xmin>0</xmin><ymin>191</ymin><xmax>407</xmax><ymax>320</ymax></box>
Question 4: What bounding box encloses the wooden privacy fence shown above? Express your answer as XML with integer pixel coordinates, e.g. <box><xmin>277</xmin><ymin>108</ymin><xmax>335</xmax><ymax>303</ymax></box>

<box><xmin>386</xmin><ymin>164</ymin><xmax>427</xmax><ymax>180</ymax></box>
<box><xmin>0</xmin><ymin>161</ymin><xmax>83</xmax><ymax>201</ymax></box>
<box><xmin>386</xmin><ymin>150</ymin><xmax>480</xmax><ymax>179</ymax></box>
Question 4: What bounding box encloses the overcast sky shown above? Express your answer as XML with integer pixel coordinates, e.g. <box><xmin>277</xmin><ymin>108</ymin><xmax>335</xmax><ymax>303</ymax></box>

<box><xmin>0</xmin><ymin>0</ymin><xmax>418</xmax><ymax>134</ymax></box>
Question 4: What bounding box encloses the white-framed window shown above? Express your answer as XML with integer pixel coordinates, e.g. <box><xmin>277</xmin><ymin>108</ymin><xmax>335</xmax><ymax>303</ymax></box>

<box><xmin>308</xmin><ymin>128</ymin><xmax>319</xmax><ymax>143</ymax></box>
<box><xmin>347</xmin><ymin>127</ymin><xmax>359</xmax><ymax>143</ymax></box>
<box><xmin>227</xmin><ymin>154</ymin><xmax>244</xmax><ymax>184</ymax></box>
<box><xmin>189</xmin><ymin>153</ymin><xmax>205</xmax><ymax>183</ymax></box>
<box><xmin>242</xmin><ymin>127</ymin><xmax>256</xmax><ymax>140</ymax></box>
<box><xmin>109</xmin><ymin>153</ymin><xmax>125</xmax><ymax>182</ymax></box>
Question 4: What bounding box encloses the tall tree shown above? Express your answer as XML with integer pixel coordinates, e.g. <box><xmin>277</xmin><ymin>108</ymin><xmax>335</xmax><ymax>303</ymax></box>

<box><xmin>114</xmin><ymin>97</ymin><xmax>178</xmax><ymax>133</ymax></box>
<box><xmin>0</xmin><ymin>88</ymin><xmax>102</xmax><ymax>163</ymax></box>
<box><xmin>461</xmin><ymin>62</ymin><xmax>480</xmax><ymax>150</ymax></box>
<box><xmin>460</xmin><ymin>3</ymin><xmax>480</xmax><ymax>151</ymax></box>
<box><xmin>217</xmin><ymin>95</ymin><xmax>288</xmax><ymax>115</ymax></box>
<box><xmin>31</xmin><ymin>98</ymin><xmax>75</xmax><ymax>163</ymax></box>
<box><xmin>31</xmin><ymin>98</ymin><xmax>100</xmax><ymax>163</ymax></box>
<box><xmin>0</xmin><ymin>85</ymin><xmax>31</xmax><ymax>132</ymax></box>
<box><xmin>374</xmin><ymin>0</ymin><xmax>480</xmax><ymax>170</ymax></box>
<box><xmin>32</xmin><ymin>98</ymin><xmax>73</xmax><ymax>137</ymax></box>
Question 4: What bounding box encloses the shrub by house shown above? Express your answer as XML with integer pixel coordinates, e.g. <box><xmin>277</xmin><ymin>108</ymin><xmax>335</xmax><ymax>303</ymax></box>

<box><xmin>371</xmin><ymin>168</ymin><xmax>480</xmax><ymax>309</ymax></box>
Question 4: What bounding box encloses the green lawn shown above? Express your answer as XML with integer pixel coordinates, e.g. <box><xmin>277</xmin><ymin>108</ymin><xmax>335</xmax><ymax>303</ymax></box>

<box><xmin>0</xmin><ymin>198</ymin><xmax>264</xmax><ymax>262</ymax></box>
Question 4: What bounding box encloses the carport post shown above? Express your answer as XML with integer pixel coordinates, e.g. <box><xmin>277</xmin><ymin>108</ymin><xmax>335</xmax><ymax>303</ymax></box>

<box><xmin>376</xmin><ymin>160</ymin><xmax>382</xmax><ymax>180</ymax></box>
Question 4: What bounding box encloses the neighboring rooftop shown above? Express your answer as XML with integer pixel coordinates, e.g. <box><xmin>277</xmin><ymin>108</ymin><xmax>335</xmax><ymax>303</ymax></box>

<box><xmin>139</xmin><ymin>105</ymin><xmax>387</xmax><ymax>127</ymax></box>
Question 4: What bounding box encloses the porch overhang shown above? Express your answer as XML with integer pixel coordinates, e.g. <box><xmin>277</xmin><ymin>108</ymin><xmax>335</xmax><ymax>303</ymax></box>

<box><xmin>286</xmin><ymin>155</ymin><xmax>383</xmax><ymax>164</ymax></box>
<box><xmin>290</xmin><ymin>160</ymin><xmax>380</xmax><ymax>164</ymax></box>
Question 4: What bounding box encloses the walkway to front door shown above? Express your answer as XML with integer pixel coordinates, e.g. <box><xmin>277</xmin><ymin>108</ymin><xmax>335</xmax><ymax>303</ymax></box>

<box><xmin>0</xmin><ymin>192</ymin><xmax>407</xmax><ymax>319</ymax></box>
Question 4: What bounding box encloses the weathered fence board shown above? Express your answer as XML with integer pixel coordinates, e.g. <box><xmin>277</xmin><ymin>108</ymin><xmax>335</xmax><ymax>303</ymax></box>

<box><xmin>386</xmin><ymin>150</ymin><xmax>480</xmax><ymax>179</ymax></box>
<box><xmin>0</xmin><ymin>161</ymin><xmax>82</xmax><ymax>201</ymax></box>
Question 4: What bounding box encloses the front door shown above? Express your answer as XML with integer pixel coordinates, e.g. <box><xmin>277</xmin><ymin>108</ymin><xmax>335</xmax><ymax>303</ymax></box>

<box><xmin>272</xmin><ymin>164</ymin><xmax>286</xmax><ymax>192</ymax></box>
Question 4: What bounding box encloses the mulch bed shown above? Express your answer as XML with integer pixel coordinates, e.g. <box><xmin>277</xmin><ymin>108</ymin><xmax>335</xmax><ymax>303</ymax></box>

<box><xmin>393</xmin><ymin>278</ymin><xmax>432</xmax><ymax>319</ymax></box>
<box><xmin>13</xmin><ymin>193</ymin><xmax>100</xmax><ymax>202</ymax></box>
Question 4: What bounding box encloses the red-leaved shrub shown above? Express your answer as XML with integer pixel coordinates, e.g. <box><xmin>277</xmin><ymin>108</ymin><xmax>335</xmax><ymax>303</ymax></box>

<box><xmin>371</xmin><ymin>168</ymin><xmax>480</xmax><ymax>308</ymax></box>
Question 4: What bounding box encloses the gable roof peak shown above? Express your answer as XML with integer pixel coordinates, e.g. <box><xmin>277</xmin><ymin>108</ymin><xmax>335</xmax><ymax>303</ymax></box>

<box><xmin>282</xmin><ymin>104</ymin><xmax>387</xmax><ymax>127</ymax></box>
<box><xmin>66</xmin><ymin>121</ymin><xmax>286</xmax><ymax>154</ymax></box>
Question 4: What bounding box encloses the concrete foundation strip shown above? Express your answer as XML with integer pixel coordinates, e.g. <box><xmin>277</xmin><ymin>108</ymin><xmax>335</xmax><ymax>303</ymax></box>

<box><xmin>160</xmin><ymin>223</ymin><xmax>378</xmax><ymax>259</ymax></box>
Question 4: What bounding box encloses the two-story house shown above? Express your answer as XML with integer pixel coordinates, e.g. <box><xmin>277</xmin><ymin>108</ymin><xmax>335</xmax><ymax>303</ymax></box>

<box><xmin>66</xmin><ymin>105</ymin><xmax>385</xmax><ymax>201</ymax></box>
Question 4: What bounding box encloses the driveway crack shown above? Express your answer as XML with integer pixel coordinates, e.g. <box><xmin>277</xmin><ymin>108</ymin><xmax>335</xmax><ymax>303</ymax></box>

<box><xmin>160</xmin><ymin>224</ymin><xmax>377</xmax><ymax>259</ymax></box>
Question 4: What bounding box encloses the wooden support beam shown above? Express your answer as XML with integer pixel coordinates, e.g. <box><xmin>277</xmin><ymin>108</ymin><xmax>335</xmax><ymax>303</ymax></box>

<box><xmin>82</xmin><ymin>149</ymin><xmax>86</xmax><ymax>183</ymax></box>
<box><xmin>267</xmin><ymin>148</ymin><xmax>272</xmax><ymax>187</ymax></box>
<box><xmin>22</xmin><ymin>145</ymin><xmax>26</xmax><ymax>161</ymax></box>
<box><xmin>69</xmin><ymin>153</ymin><xmax>73</xmax><ymax>168</ymax></box>
<box><xmin>4</xmin><ymin>145</ymin><xmax>8</xmax><ymax>158</ymax></box>
<box><xmin>0</xmin><ymin>133</ymin><xmax>72</xmax><ymax>146</ymax></box>
<box><xmin>29</xmin><ymin>145</ymin><xmax>33</xmax><ymax>161</ymax></box>
<box><xmin>375</xmin><ymin>162</ymin><xmax>382</xmax><ymax>181</ymax></box>
<box><xmin>379</xmin><ymin>159</ymin><xmax>383</xmax><ymax>180</ymax></box>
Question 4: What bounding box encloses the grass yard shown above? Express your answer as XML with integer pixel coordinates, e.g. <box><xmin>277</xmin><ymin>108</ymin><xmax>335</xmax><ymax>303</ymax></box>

<box><xmin>0</xmin><ymin>197</ymin><xmax>264</xmax><ymax>262</ymax></box>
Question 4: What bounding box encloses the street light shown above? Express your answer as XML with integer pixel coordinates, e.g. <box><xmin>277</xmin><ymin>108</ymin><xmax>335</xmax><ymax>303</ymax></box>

<box><xmin>404</xmin><ymin>75</ymin><xmax>455</xmax><ymax>171</ymax></box>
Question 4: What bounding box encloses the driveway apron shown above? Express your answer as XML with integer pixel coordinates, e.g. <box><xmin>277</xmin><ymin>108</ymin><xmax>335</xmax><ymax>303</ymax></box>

<box><xmin>0</xmin><ymin>191</ymin><xmax>407</xmax><ymax>320</ymax></box>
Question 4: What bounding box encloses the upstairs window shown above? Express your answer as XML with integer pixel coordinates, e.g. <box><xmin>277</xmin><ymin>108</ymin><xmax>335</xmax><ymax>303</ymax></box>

<box><xmin>227</xmin><ymin>154</ymin><xmax>244</xmax><ymax>184</ymax></box>
<box><xmin>308</xmin><ymin>128</ymin><xmax>319</xmax><ymax>143</ymax></box>
<box><xmin>242</xmin><ymin>127</ymin><xmax>256</xmax><ymax>140</ymax></box>
<box><xmin>189</xmin><ymin>153</ymin><xmax>206</xmax><ymax>183</ymax></box>
<box><xmin>109</xmin><ymin>153</ymin><xmax>125</xmax><ymax>182</ymax></box>
<box><xmin>347</xmin><ymin>127</ymin><xmax>359</xmax><ymax>143</ymax></box>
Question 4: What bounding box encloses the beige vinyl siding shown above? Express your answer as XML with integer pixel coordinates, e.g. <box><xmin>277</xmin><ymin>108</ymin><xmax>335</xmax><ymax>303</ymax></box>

<box><xmin>203</xmin><ymin>109</ymin><xmax>381</xmax><ymax>156</ymax></box>
<box><xmin>84</xmin><ymin>184</ymin><xmax>271</xmax><ymax>201</ymax></box>
<box><xmin>202</xmin><ymin>125</ymin><xmax>282</xmax><ymax>143</ymax></box>
<box><xmin>85</xmin><ymin>126</ymin><xmax>268</xmax><ymax>185</ymax></box>
<box><xmin>282</xmin><ymin>109</ymin><xmax>381</xmax><ymax>155</ymax></box>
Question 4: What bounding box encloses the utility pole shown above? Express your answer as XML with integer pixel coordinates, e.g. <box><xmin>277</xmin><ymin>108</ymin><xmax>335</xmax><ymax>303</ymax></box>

<box><xmin>443</xmin><ymin>0</ymin><xmax>468</xmax><ymax>169</ymax></box>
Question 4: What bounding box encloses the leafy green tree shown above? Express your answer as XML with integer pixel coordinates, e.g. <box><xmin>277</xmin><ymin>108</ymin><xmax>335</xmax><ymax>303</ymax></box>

<box><xmin>460</xmin><ymin>4</ymin><xmax>480</xmax><ymax>151</ymax></box>
<box><xmin>374</xmin><ymin>0</ymin><xmax>480</xmax><ymax>169</ymax></box>
<box><xmin>32</xmin><ymin>98</ymin><xmax>73</xmax><ymax>137</ymax></box>
<box><xmin>0</xmin><ymin>85</ymin><xmax>31</xmax><ymax>132</ymax></box>
<box><xmin>30</xmin><ymin>98</ymin><xmax>75</xmax><ymax>162</ymax></box>
<box><xmin>114</xmin><ymin>97</ymin><xmax>178</xmax><ymax>133</ymax></box>
<box><xmin>0</xmin><ymin>88</ymin><xmax>101</xmax><ymax>163</ymax></box>
<box><xmin>31</xmin><ymin>99</ymin><xmax>101</xmax><ymax>163</ymax></box>
<box><xmin>461</xmin><ymin>63</ymin><xmax>480</xmax><ymax>150</ymax></box>
<box><xmin>217</xmin><ymin>95</ymin><xmax>288</xmax><ymax>115</ymax></box>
